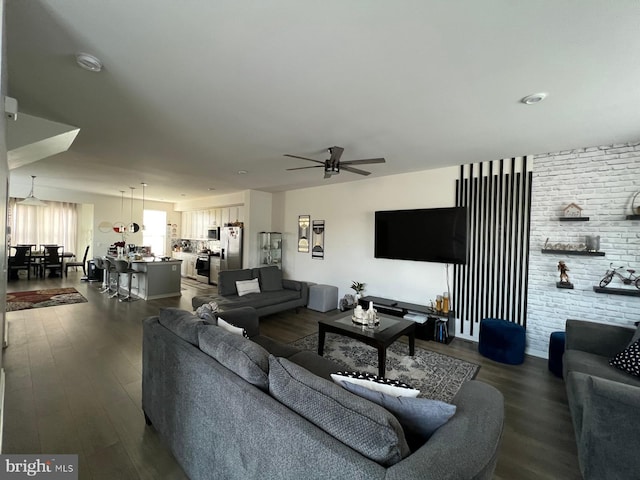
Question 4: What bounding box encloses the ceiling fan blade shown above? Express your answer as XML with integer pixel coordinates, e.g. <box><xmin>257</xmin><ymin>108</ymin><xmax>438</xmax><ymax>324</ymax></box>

<box><xmin>286</xmin><ymin>165</ymin><xmax>324</xmax><ymax>171</ymax></box>
<box><xmin>341</xmin><ymin>165</ymin><xmax>371</xmax><ymax>176</ymax></box>
<box><xmin>324</xmin><ymin>172</ymin><xmax>332</xmax><ymax>179</ymax></box>
<box><xmin>328</xmin><ymin>146</ymin><xmax>344</xmax><ymax>163</ymax></box>
<box><xmin>284</xmin><ymin>154</ymin><xmax>325</xmax><ymax>165</ymax></box>
<box><xmin>341</xmin><ymin>158</ymin><xmax>386</xmax><ymax>165</ymax></box>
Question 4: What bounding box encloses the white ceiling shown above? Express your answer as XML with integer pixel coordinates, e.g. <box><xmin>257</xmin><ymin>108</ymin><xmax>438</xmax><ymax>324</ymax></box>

<box><xmin>6</xmin><ymin>0</ymin><xmax>640</xmax><ymax>203</ymax></box>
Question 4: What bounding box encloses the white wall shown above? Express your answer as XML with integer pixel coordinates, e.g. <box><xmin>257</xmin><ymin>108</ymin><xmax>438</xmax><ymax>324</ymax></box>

<box><xmin>273</xmin><ymin>166</ymin><xmax>459</xmax><ymax>309</ymax></box>
<box><xmin>244</xmin><ymin>190</ymin><xmax>273</xmax><ymax>268</ymax></box>
<box><xmin>527</xmin><ymin>143</ymin><xmax>640</xmax><ymax>357</ymax></box>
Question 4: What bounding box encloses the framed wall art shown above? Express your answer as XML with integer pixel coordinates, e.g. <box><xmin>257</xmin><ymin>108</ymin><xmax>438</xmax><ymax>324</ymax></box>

<box><xmin>312</xmin><ymin>220</ymin><xmax>325</xmax><ymax>259</ymax></box>
<box><xmin>298</xmin><ymin>215</ymin><xmax>310</xmax><ymax>253</ymax></box>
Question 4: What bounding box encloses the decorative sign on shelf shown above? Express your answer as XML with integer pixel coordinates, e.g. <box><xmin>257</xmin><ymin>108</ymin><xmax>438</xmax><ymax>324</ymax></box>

<box><xmin>563</xmin><ymin>202</ymin><xmax>583</xmax><ymax>217</ymax></box>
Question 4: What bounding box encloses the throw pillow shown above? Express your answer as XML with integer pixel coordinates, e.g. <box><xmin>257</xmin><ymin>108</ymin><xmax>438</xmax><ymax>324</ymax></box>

<box><xmin>236</xmin><ymin>278</ymin><xmax>261</xmax><ymax>297</ymax></box>
<box><xmin>340</xmin><ymin>381</ymin><xmax>456</xmax><ymax>450</ymax></box>
<box><xmin>259</xmin><ymin>266</ymin><xmax>283</xmax><ymax>292</ymax></box>
<box><xmin>331</xmin><ymin>371</ymin><xmax>420</xmax><ymax>398</ymax></box>
<box><xmin>268</xmin><ymin>356</ymin><xmax>410</xmax><ymax>466</ymax></box>
<box><xmin>217</xmin><ymin>317</ymin><xmax>248</xmax><ymax>338</ymax></box>
<box><xmin>194</xmin><ymin>301</ymin><xmax>219</xmax><ymax>322</ymax></box>
<box><xmin>609</xmin><ymin>339</ymin><xmax>640</xmax><ymax>377</ymax></box>
<box><xmin>198</xmin><ymin>325</ymin><xmax>269</xmax><ymax>390</ymax></box>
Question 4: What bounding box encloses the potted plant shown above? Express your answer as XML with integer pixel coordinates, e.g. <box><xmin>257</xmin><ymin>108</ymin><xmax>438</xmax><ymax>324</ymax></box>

<box><xmin>350</xmin><ymin>281</ymin><xmax>365</xmax><ymax>303</ymax></box>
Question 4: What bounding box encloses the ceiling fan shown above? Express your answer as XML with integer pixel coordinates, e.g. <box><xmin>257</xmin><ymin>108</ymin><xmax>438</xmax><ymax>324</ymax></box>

<box><xmin>285</xmin><ymin>146</ymin><xmax>386</xmax><ymax>179</ymax></box>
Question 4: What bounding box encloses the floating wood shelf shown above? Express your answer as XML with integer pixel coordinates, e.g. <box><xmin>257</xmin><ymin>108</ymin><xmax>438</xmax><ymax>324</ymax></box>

<box><xmin>626</xmin><ymin>215</ymin><xmax>640</xmax><ymax>220</ymax></box>
<box><xmin>558</xmin><ymin>217</ymin><xmax>589</xmax><ymax>221</ymax></box>
<box><xmin>541</xmin><ymin>249</ymin><xmax>605</xmax><ymax>256</ymax></box>
<box><xmin>593</xmin><ymin>286</ymin><xmax>640</xmax><ymax>297</ymax></box>
<box><xmin>557</xmin><ymin>282</ymin><xmax>574</xmax><ymax>289</ymax></box>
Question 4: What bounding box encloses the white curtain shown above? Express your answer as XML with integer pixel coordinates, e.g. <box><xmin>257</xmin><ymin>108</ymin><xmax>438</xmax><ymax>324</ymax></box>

<box><xmin>9</xmin><ymin>198</ymin><xmax>78</xmax><ymax>254</ymax></box>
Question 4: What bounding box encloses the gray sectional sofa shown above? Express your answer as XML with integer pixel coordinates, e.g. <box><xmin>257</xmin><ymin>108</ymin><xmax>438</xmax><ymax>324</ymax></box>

<box><xmin>564</xmin><ymin>319</ymin><xmax>640</xmax><ymax>480</ymax></box>
<box><xmin>142</xmin><ymin>306</ymin><xmax>505</xmax><ymax>480</ymax></box>
<box><xmin>192</xmin><ymin>265</ymin><xmax>308</xmax><ymax>317</ymax></box>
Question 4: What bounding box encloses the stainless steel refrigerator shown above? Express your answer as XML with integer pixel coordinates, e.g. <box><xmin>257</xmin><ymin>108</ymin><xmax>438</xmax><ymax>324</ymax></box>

<box><xmin>220</xmin><ymin>226</ymin><xmax>243</xmax><ymax>271</ymax></box>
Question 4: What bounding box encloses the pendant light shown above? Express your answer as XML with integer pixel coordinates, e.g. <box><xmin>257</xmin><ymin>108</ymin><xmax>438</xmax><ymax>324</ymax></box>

<box><xmin>141</xmin><ymin>182</ymin><xmax>147</xmax><ymax>230</ymax></box>
<box><xmin>18</xmin><ymin>175</ymin><xmax>48</xmax><ymax>206</ymax></box>
<box><xmin>129</xmin><ymin>186</ymin><xmax>140</xmax><ymax>233</ymax></box>
<box><xmin>113</xmin><ymin>190</ymin><xmax>126</xmax><ymax>233</ymax></box>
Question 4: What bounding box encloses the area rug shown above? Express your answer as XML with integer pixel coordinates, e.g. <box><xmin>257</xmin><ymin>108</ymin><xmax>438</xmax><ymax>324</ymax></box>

<box><xmin>291</xmin><ymin>333</ymin><xmax>479</xmax><ymax>403</ymax></box>
<box><xmin>6</xmin><ymin>288</ymin><xmax>88</xmax><ymax>312</ymax></box>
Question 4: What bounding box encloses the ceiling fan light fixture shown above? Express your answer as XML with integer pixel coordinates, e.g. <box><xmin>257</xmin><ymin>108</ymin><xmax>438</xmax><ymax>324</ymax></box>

<box><xmin>18</xmin><ymin>175</ymin><xmax>48</xmax><ymax>206</ymax></box>
<box><xmin>75</xmin><ymin>52</ymin><xmax>103</xmax><ymax>72</ymax></box>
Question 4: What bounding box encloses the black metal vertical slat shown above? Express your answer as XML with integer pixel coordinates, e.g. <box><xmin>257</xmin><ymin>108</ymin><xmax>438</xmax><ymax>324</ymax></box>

<box><xmin>499</xmin><ymin>163</ymin><xmax>508</xmax><ymax>319</ymax></box>
<box><xmin>511</xmin><ymin>170</ymin><xmax>522</xmax><ymax>324</ymax></box>
<box><xmin>465</xmin><ymin>165</ymin><xmax>475</xmax><ymax>334</ymax></box>
<box><xmin>454</xmin><ymin>172</ymin><xmax>462</xmax><ymax>333</ymax></box>
<box><xmin>473</xmin><ymin>163</ymin><xmax>483</xmax><ymax>327</ymax></box>
<box><xmin>481</xmin><ymin>173</ymin><xmax>489</xmax><ymax>321</ymax></box>
<box><xmin>489</xmin><ymin>162</ymin><xmax>497</xmax><ymax>318</ymax></box>
<box><xmin>521</xmin><ymin>169</ymin><xmax>533</xmax><ymax>328</ymax></box>
<box><xmin>506</xmin><ymin>159</ymin><xmax>517</xmax><ymax>321</ymax></box>
<box><xmin>463</xmin><ymin>175</ymin><xmax>472</xmax><ymax>331</ymax></box>
<box><xmin>471</xmin><ymin>175</ymin><xmax>480</xmax><ymax>332</ymax></box>
<box><xmin>515</xmin><ymin>165</ymin><xmax>525</xmax><ymax>326</ymax></box>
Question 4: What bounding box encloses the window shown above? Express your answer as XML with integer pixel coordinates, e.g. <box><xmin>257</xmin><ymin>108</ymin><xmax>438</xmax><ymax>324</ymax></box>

<box><xmin>143</xmin><ymin>210</ymin><xmax>167</xmax><ymax>256</ymax></box>
<box><xmin>9</xmin><ymin>198</ymin><xmax>78</xmax><ymax>254</ymax></box>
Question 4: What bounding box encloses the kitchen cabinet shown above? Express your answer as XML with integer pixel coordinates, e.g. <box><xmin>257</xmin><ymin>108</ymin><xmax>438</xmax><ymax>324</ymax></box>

<box><xmin>259</xmin><ymin>232</ymin><xmax>282</xmax><ymax>268</ymax></box>
<box><xmin>180</xmin><ymin>206</ymin><xmax>246</xmax><ymax>238</ymax></box>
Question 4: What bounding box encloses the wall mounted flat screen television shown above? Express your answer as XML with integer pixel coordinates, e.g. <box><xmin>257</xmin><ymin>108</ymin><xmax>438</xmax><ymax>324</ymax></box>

<box><xmin>374</xmin><ymin>207</ymin><xmax>468</xmax><ymax>264</ymax></box>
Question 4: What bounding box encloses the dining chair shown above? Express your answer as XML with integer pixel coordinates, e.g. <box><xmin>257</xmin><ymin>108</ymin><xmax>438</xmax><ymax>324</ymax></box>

<box><xmin>8</xmin><ymin>245</ymin><xmax>33</xmax><ymax>280</ymax></box>
<box><xmin>41</xmin><ymin>245</ymin><xmax>64</xmax><ymax>278</ymax></box>
<box><xmin>65</xmin><ymin>245</ymin><xmax>90</xmax><ymax>277</ymax></box>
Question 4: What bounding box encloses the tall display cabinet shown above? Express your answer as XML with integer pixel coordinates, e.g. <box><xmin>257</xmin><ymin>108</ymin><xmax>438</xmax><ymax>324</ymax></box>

<box><xmin>259</xmin><ymin>232</ymin><xmax>282</xmax><ymax>268</ymax></box>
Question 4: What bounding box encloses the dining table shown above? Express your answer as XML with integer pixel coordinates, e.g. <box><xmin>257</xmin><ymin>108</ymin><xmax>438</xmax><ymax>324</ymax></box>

<box><xmin>28</xmin><ymin>250</ymin><xmax>76</xmax><ymax>278</ymax></box>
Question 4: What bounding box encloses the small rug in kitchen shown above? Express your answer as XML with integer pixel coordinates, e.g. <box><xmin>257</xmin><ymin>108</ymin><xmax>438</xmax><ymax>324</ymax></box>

<box><xmin>6</xmin><ymin>287</ymin><xmax>88</xmax><ymax>312</ymax></box>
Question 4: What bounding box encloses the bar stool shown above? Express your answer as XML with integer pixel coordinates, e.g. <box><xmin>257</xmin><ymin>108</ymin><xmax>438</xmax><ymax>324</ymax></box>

<box><xmin>93</xmin><ymin>257</ymin><xmax>109</xmax><ymax>293</ymax></box>
<box><xmin>102</xmin><ymin>258</ymin><xmax>119</xmax><ymax>298</ymax></box>
<box><xmin>114</xmin><ymin>259</ymin><xmax>136</xmax><ymax>302</ymax></box>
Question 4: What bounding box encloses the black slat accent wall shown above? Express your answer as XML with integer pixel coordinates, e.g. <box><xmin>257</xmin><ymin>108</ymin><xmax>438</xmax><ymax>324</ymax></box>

<box><xmin>454</xmin><ymin>158</ymin><xmax>532</xmax><ymax>334</ymax></box>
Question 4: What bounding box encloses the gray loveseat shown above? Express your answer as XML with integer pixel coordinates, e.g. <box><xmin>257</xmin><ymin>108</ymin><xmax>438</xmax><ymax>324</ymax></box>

<box><xmin>142</xmin><ymin>307</ymin><xmax>505</xmax><ymax>480</ymax></box>
<box><xmin>192</xmin><ymin>265</ymin><xmax>308</xmax><ymax>317</ymax></box>
<box><xmin>563</xmin><ymin>319</ymin><xmax>640</xmax><ymax>480</ymax></box>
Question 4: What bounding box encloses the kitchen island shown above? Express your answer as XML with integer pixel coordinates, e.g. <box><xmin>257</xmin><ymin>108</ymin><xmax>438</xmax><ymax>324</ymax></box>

<box><xmin>106</xmin><ymin>256</ymin><xmax>182</xmax><ymax>300</ymax></box>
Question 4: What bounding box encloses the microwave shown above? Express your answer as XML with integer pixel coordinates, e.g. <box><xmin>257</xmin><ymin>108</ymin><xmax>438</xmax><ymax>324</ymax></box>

<box><xmin>207</xmin><ymin>227</ymin><xmax>220</xmax><ymax>240</ymax></box>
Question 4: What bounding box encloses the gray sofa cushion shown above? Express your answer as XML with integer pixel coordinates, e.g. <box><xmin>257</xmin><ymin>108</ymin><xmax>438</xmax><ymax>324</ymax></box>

<box><xmin>159</xmin><ymin>307</ymin><xmax>208</xmax><ymax>346</ymax></box>
<box><xmin>341</xmin><ymin>381</ymin><xmax>456</xmax><ymax>450</ymax></box>
<box><xmin>287</xmin><ymin>350</ymin><xmax>345</xmax><ymax>381</ymax></box>
<box><xmin>268</xmin><ymin>355</ymin><xmax>410</xmax><ymax>466</ymax></box>
<box><xmin>564</xmin><ymin>350</ymin><xmax>640</xmax><ymax>388</ymax></box>
<box><xmin>198</xmin><ymin>325</ymin><xmax>269</xmax><ymax>390</ymax></box>
<box><xmin>259</xmin><ymin>266</ymin><xmax>283</xmax><ymax>292</ymax></box>
<box><xmin>219</xmin><ymin>269</ymin><xmax>253</xmax><ymax>296</ymax></box>
<box><xmin>220</xmin><ymin>290</ymin><xmax>301</xmax><ymax>309</ymax></box>
<box><xmin>252</xmin><ymin>335</ymin><xmax>302</xmax><ymax>358</ymax></box>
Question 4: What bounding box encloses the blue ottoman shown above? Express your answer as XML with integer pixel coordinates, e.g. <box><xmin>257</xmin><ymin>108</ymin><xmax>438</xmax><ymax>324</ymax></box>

<box><xmin>548</xmin><ymin>331</ymin><xmax>566</xmax><ymax>378</ymax></box>
<box><xmin>479</xmin><ymin>318</ymin><xmax>526</xmax><ymax>365</ymax></box>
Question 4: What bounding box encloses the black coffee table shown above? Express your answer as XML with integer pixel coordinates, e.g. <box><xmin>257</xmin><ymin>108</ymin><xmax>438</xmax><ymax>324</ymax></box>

<box><xmin>317</xmin><ymin>314</ymin><xmax>415</xmax><ymax>377</ymax></box>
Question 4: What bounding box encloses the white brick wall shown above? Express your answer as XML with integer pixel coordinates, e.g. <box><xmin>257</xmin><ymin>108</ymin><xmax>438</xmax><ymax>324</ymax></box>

<box><xmin>527</xmin><ymin>143</ymin><xmax>640</xmax><ymax>357</ymax></box>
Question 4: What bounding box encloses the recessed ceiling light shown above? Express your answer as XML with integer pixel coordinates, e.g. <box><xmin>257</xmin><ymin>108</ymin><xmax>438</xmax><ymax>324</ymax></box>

<box><xmin>237</xmin><ymin>170</ymin><xmax>248</xmax><ymax>175</ymax></box>
<box><xmin>75</xmin><ymin>53</ymin><xmax>103</xmax><ymax>72</ymax></box>
<box><xmin>521</xmin><ymin>92</ymin><xmax>548</xmax><ymax>105</ymax></box>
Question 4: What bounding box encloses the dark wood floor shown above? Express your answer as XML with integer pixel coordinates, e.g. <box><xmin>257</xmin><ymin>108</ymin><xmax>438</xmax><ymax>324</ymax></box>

<box><xmin>2</xmin><ymin>273</ymin><xmax>581</xmax><ymax>479</ymax></box>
